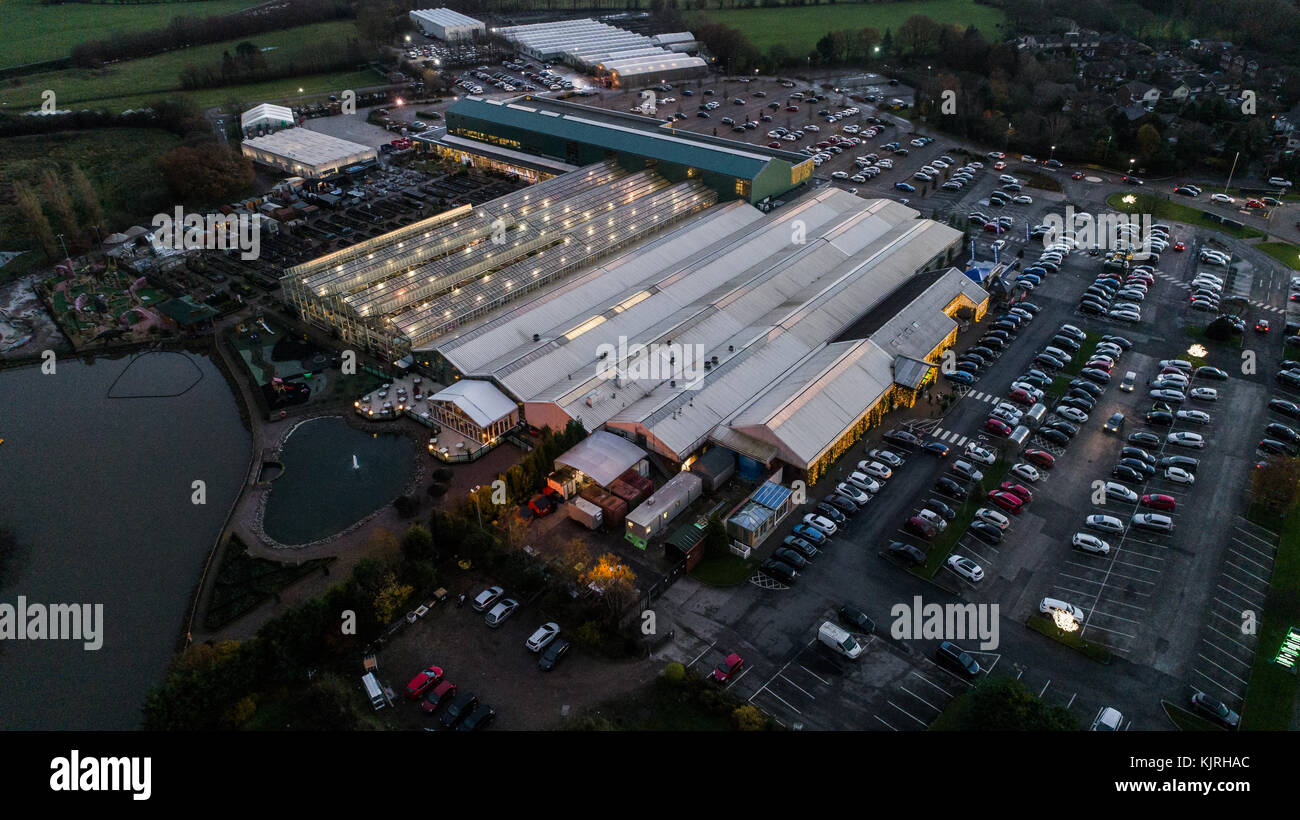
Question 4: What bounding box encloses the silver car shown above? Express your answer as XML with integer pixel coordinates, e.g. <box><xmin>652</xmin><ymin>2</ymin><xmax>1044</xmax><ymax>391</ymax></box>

<box><xmin>485</xmin><ymin>598</ymin><xmax>519</xmax><ymax>628</ymax></box>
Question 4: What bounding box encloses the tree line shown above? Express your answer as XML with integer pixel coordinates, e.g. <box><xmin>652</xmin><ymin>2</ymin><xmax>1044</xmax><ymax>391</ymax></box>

<box><xmin>69</xmin><ymin>0</ymin><xmax>352</xmax><ymax>67</ymax></box>
<box><xmin>177</xmin><ymin>37</ymin><xmax>369</xmax><ymax>90</ymax></box>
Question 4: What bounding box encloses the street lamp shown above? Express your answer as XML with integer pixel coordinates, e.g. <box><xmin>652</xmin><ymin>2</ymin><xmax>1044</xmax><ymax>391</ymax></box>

<box><xmin>469</xmin><ymin>485</ymin><xmax>483</xmax><ymax>529</ymax></box>
<box><xmin>1049</xmin><ymin>144</ymin><xmax>1056</xmax><ymax>162</ymax></box>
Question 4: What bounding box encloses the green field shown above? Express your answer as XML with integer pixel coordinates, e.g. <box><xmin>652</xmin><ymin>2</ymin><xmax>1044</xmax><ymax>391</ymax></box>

<box><xmin>0</xmin><ymin>19</ymin><xmax>363</xmax><ymax>111</ymax></box>
<box><xmin>0</xmin><ymin>0</ymin><xmax>266</xmax><ymax>69</ymax></box>
<box><xmin>1106</xmin><ymin>192</ymin><xmax>1267</xmax><ymax>240</ymax></box>
<box><xmin>1239</xmin><ymin>504</ymin><xmax>1300</xmax><ymax>730</ymax></box>
<box><xmin>696</xmin><ymin>0</ymin><xmax>1006</xmax><ymax>54</ymax></box>
<box><xmin>1257</xmin><ymin>242</ymin><xmax>1300</xmax><ymax>272</ymax></box>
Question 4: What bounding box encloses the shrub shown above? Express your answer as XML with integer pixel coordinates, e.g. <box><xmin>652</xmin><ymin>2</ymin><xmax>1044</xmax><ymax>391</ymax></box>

<box><xmin>663</xmin><ymin>661</ymin><xmax>686</xmax><ymax>683</ymax></box>
<box><xmin>733</xmin><ymin>704</ymin><xmax>766</xmax><ymax>731</ymax></box>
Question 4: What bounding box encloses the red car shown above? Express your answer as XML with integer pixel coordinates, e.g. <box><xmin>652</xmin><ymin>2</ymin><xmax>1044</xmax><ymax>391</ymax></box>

<box><xmin>1173</xmin><ymin>241</ymin><xmax>1186</xmax><ymax>251</ymax></box>
<box><xmin>984</xmin><ymin>222</ymin><xmax>1007</xmax><ymax>233</ymax></box>
<box><xmin>999</xmin><ymin>481</ymin><xmax>1034</xmax><ymax>503</ymax></box>
<box><xmin>905</xmin><ymin>515</ymin><xmax>939</xmax><ymax>540</ymax></box>
<box><xmin>988</xmin><ymin>490</ymin><xmax>1024</xmax><ymax>514</ymax></box>
<box><xmin>1246</xmin><ymin>199</ymin><xmax>1265</xmax><ymax>208</ymax></box>
<box><xmin>406</xmin><ymin>665</ymin><xmax>444</xmax><ymax>699</ymax></box>
<box><xmin>1008</xmin><ymin>388</ymin><xmax>1037</xmax><ymax>406</ymax></box>
<box><xmin>1141</xmin><ymin>494</ymin><xmax>1177</xmax><ymax>511</ymax></box>
<box><xmin>767</xmin><ymin>141</ymin><xmax>782</xmax><ymax>148</ymax></box>
<box><xmin>993</xmin><ymin>161</ymin><xmax>1007</xmax><ymax>170</ymax></box>
<box><xmin>1024</xmin><ymin>448</ymin><xmax>1055</xmax><ymax>469</ymax></box>
<box><xmin>984</xmin><ymin>417</ymin><xmax>1012</xmax><ymax>436</ymax></box>
<box><xmin>1085</xmin><ymin>359</ymin><xmax>1114</xmax><ymax>372</ymax></box>
<box><xmin>420</xmin><ymin>680</ymin><xmax>457</xmax><ymax>713</ymax></box>
<box><xmin>785</xmin><ymin>105</ymin><xmax>799</xmax><ymax>112</ymax></box>
<box><xmin>712</xmin><ymin>653</ymin><xmax>745</xmax><ymax>683</ymax></box>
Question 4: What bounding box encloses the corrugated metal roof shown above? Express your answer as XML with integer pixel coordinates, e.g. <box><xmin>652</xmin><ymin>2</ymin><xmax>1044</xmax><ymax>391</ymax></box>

<box><xmin>892</xmin><ymin>355</ymin><xmax>935</xmax><ymax>389</ymax></box>
<box><xmin>554</xmin><ymin>430</ymin><xmax>647</xmax><ymax>487</ymax></box>
<box><xmin>448</xmin><ymin>95</ymin><xmax>782</xmax><ymax>180</ymax></box>
<box><xmin>428</xmin><ymin>380</ymin><xmax>516</xmax><ymax>428</ymax></box>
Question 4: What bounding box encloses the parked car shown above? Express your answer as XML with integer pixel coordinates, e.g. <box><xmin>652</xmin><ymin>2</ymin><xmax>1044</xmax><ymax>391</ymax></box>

<box><xmin>712</xmin><ymin>652</ymin><xmax>745</xmax><ymax>683</ymax></box>
<box><xmin>538</xmin><ymin>637</ymin><xmax>571</xmax><ymax>671</ymax></box>
<box><xmin>471</xmin><ymin>585</ymin><xmax>504</xmax><ymax>612</ymax></box>
<box><xmin>485</xmin><ymin>598</ymin><xmax>519</xmax><ymax>628</ymax></box>
<box><xmin>406</xmin><ymin>665</ymin><xmax>444</xmax><ymax>699</ymax></box>
<box><xmin>525</xmin><ymin>622</ymin><xmax>561</xmax><ymax>652</ymax></box>
<box><xmin>885</xmin><ymin>541</ymin><xmax>926</xmax><ymax>566</ymax></box>
<box><xmin>1190</xmin><ymin>692</ymin><xmax>1240</xmax><ymax>729</ymax></box>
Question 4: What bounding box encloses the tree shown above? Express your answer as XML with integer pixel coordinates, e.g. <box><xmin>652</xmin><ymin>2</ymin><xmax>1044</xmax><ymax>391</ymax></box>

<box><xmin>702</xmin><ymin>515</ymin><xmax>729</xmax><ymax>558</ymax></box>
<box><xmin>582</xmin><ymin>553</ymin><xmax>637</xmax><ymax>622</ymax></box>
<box><xmin>897</xmin><ymin>15</ymin><xmax>941</xmax><ymax>57</ymax></box>
<box><xmin>369</xmin><ymin>569</ymin><xmax>413</xmax><ymax>625</ymax></box>
<box><xmin>40</xmin><ymin>169</ymin><xmax>79</xmax><ymax>244</ymax></box>
<box><xmin>13</xmin><ymin>182</ymin><xmax>57</xmax><ymax>259</ymax></box>
<box><xmin>1136</xmin><ymin>123</ymin><xmax>1162</xmax><ymax>159</ymax></box>
<box><xmin>931</xmin><ymin>676</ymin><xmax>1080</xmax><ymax>730</ymax></box>
<box><xmin>156</xmin><ymin>143</ymin><xmax>254</xmax><ymax>203</ymax></box>
<box><xmin>733</xmin><ymin>704</ymin><xmax>766</xmax><ymax>730</ymax></box>
<box><xmin>67</xmin><ymin>164</ymin><xmax>104</xmax><ymax>235</ymax></box>
<box><xmin>400</xmin><ymin>523</ymin><xmax>435</xmax><ymax>563</ymax></box>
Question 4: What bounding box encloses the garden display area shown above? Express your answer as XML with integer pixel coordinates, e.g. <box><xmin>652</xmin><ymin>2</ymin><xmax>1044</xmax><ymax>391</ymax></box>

<box><xmin>40</xmin><ymin>260</ymin><xmax>172</xmax><ymax>348</ymax></box>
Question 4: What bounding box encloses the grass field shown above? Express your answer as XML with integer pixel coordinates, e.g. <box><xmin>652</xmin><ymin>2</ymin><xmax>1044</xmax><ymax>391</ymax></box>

<box><xmin>0</xmin><ymin>19</ymin><xmax>363</xmax><ymax>111</ymax></box>
<box><xmin>0</xmin><ymin>0</ymin><xmax>265</xmax><ymax>69</ymax></box>
<box><xmin>696</xmin><ymin>0</ymin><xmax>1006</xmax><ymax>54</ymax></box>
<box><xmin>0</xmin><ymin>128</ymin><xmax>182</xmax><ymax>250</ymax></box>
<box><xmin>1239</xmin><ymin>503</ymin><xmax>1300</xmax><ymax>730</ymax></box>
<box><xmin>1257</xmin><ymin>242</ymin><xmax>1300</xmax><ymax>271</ymax></box>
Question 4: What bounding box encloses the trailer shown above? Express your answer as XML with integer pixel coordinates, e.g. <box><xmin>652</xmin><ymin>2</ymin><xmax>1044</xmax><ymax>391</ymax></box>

<box><xmin>624</xmin><ymin>472</ymin><xmax>703</xmax><ymax>549</ymax></box>
<box><xmin>567</xmin><ymin>497</ymin><xmax>603</xmax><ymax>530</ymax></box>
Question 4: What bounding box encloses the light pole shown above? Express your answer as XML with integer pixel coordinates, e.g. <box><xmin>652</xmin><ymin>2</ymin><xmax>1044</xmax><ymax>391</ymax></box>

<box><xmin>1224</xmin><ymin>151</ymin><xmax>1241</xmax><ymax>195</ymax></box>
<box><xmin>470</xmin><ymin>485</ymin><xmax>483</xmax><ymax>529</ymax></box>
<box><xmin>1049</xmin><ymin>144</ymin><xmax>1056</xmax><ymax>163</ymax></box>
<box><xmin>1128</xmin><ymin>157</ymin><xmax>1135</xmax><ymax>179</ymax></box>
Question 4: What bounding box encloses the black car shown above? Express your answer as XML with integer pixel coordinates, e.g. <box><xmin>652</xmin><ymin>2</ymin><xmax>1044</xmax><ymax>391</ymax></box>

<box><xmin>1058</xmin><ymin>396</ymin><xmax>1093</xmax><ymax>413</ymax></box>
<box><xmin>984</xmin><ymin>329</ymin><xmax>1012</xmax><ymax>342</ymax></box>
<box><xmin>1066</xmin><ymin>388</ymin><xmax>1098</xmax><ymax>405</ymax></box>
<box><xmin>1044</xmin><ymin>419</ymin><xmax>1078</xmax><ymax>437</ymax></box>
<box><xmin>1039</xmin><ymin>428</ymin><xmax>1070</xmax><ymax>446</ymax></box>
<box><xmin>923</xmin><ymin>497</ymin><xmax>957</xmax><ymax>520</ymax></box>
<box><xmin>1050</xmin><ymin>335</ymin><xmax>1081</xmax><ymax>352</ymax></box>
<box><xmin>816</xmin><ymin>502</ymin><xmax>847</xmax><ymax>524</ymax></box>
<box><xmin>1121</xmin><ymin>446</ymin><xmax>1156</xmax><ymax>464</ymax></box>
<box><xmin>1195</xmin><ymin>365</ymin><xmax>1228</xmax><ymax>380</ymax></box>
<box><xmin>1128</xmin><ymin>431</ymin><xmax>1162</xmax><ymax>447</ymax></box>
<box><xmin>1079</xmin><ymin>367</ymin><xmax>1111</xmax><ymax>385</ymax></box>
<box><xmin>1259</xmin><ymin>438</ymin><xmax>1299</xmax><ymax>456</ymax></box>
<box><xmin>1111</xmin><ymin>465</ymin><xmax>1143</xmax><ymax>484</ymax></box>
<box><xmin>934</xmin><ymin>476</ymin><xmax>969</xmax><ymax>500</ymax></box>
<box><xmin>1157</xmin><ymin>455</ymin><xmax>1199</xmax><ymax>472</ymax></box>
<box><xmin>1070</xmin><ymin>380</ymin><xmax>1104</xmax><ymax>398</ymax></box>
<box><xmin>824</xmin><ymin>494</ymin><xmax>859</xmax><ymax>515</ymax></box>
<box><xmin>539</xmin><ymin>637</ymin><xmax>571</xmax><ymax>671</ymax></box>
<box><xmin>979</xmin><ymin>336</ymin><xmax>1006</xmax><ymax>350</ymax></box>
<box><xmin>1266</xmin><ymin>423</ymin><xmax>1300</xmax><ymax>444</ymax></box>
<box><xmin>782</xmin><ymin>535</ymin><xmax>819</xmax><ymax>560</ymax></box>
<box><xmin>1102</xmin><ymin>335</ymin><xmax>1134</xmax><ymax>350</ymax></box>
<box><xmin>921</xmin><ymin>441</ymin><xmax>951</xmax><ymax>457</ymax></box>
<box><xmin>935</xmin><ymin>640</ymin><xmax>981</xmax><ymax>680</ymax></box>
<box><xmin>955</xmin><ymin>361</ymin><xmax>982</xmax><ymax>375</ymax></box>
<box><xmin>969</xmin><ymin>520</ymin><xmax>1003</xmax><ymax>544</ymax></box>
<box><xmin>1080</xmin><ymin>301</ymin><xmax>1107</xmax><ymax>315</ymax></box>
<box><xmin>1036</xmin><ymin>353</ymin><xmax>1066</xmax><ymax>369</ymax></box>
<box><xmin>992</xmin><ymin>320</ymin><xmax>1019</xmax><ymax>333</ymax></box>
<box><xmin>440</xmin><ymin>692</ymin><xmax>480</xmax><ymax>729</ymax></box>
<box><xmin>1268</xmin><ymin>398</ymin><xmax>1300</xmax><ymax>419</ymax></box>
<box><xmin>885</xmin><ymin>541</ymin><xmax>926</xmax><ymax>566</ymax></box>
<box><xmin>883</xmin><ymin>429</ymin><xmax>920</xmax><ymax>448</ymax></box>
<box><xmin>772</xmin><ymin>547</ymin><xmax>810</xmax><ymax>570</ymax></box>
<box><xmin>1119</xmin><ymin>457</ymin><xmax>1155</xmax><ymax>477</ymax></box>
<box><xmin>1022</xmin><ymin>370</ymin><xmax>1051</xmax><ymax>387</ymax></box>
<box><xmin>959</xmin><ymin>351</ymin><xmax>988</xmax><ymax>366</ymax></box>
<box><xmin>456</xmin><ymin>703</ymin><xmax>496</xmax><ymax>731</ymax></box>
<box><xmin>968</xmin><ymin>346</ymin><xmax>996</xmax><ymax>359</ymax></box>
<box><xmin>1145</xmin><ymin>410</ymin><xmax>1174</xmax><ymax>426</ymax></box>
<box><xmin>760</xmin><ymin>558</ymin><xmax>798</xmax><ymax>583</ymax></box>
<box><xmin>838</xmin><ymin>604</ymin><xmax>876</xmax><ymax>634</ymax></box>
<box><xmin>1017</xmin><ymin>301</ymin><xmax>1042</xmax><ymax>314</ymax></box>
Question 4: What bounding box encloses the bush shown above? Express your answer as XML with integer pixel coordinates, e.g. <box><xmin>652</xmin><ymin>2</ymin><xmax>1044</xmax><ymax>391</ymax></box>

<box><xmin>393</xmin><ymin>494</ymin><xmax>418</xmax><ymax>517</ymax></box>
<box><xmin>733</xmin><ymin>704</ymin><xmax>767</xmax><ymax>731</ymax></box>
<box><xmin>663</xmin><ymin>662</ymin><xmax>686</xmax><ymax>683</ymax></box>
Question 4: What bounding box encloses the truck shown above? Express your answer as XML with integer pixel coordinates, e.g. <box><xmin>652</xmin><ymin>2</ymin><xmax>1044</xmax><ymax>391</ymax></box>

<box><xmin>818</xmin><ymin>621</ymin><xmax>864</xmax><ymax>659</ymax></box>
<box><xmin>567</xmin><ymin>497</ymin><xmax>603</xmax><ymax>531</ymax></box>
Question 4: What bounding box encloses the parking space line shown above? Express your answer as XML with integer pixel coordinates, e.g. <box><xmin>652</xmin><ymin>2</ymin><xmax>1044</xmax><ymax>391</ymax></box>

<box><xmin>1080</xmin><ymin>622</ymin><xmax>1137</xmax><ymax>639</ymax></box>
<box><xmin>887</xmin><ymin>700</ymin><xmax>930</xmax><ymax>727</ymax></box>
<box><xmin>1195</xmin><ymin>653</ymin><xmax>1251</xmax><ymax>686</ymax></box>
<box><xmin>777</xmin><ymin>673</ymin><xmax>816</xmax><ymax>700</ymax></box>
<box><xmin>1038</xmin><ymin>679</ymin><xmax>1051</xmax><ymax>698</ymax></box>
<box><xmin>1229</xmin><ymin>538</ymin><xmax>1276</xmax><ymax>562</ymax></box>
<box><xmin>1053</xmin><ymin>584</ymin><xmax>1098</xmax><ymax>600</ymax></box>
<box><xmin>912</xmin><ymin>668</ymin><xmax>959</xmax><ymax>697</ymax></box>
<box><xmin>1192</xmin><ymin>668</ymin><xmax>1243</xmax><ymax>703</ymax></box>
<box><xmin>1087</xmin><ymin>608</ymin><xmax>1142</xmax><ymax>625</ymax></box>
<box><xmin>757</xmin><ymin>687</ymin><xmax>803</xmax><ymax>715</ymax></box>
<box><xmin>1223</xmin><ymin>559</ymin><xmax>1271</xmax><ymax>586</ymax></box>
<box><xmin>1227</xmin><ymin>545</ymin><xmax>1274</xmax><ymax>572</ymax></box>
<box><xmin>687</xmin><ymin>640</ymin><xmax>717</xmax><ymax>668</ymax></box>
<box><xmin>1204</xmin><ymin>624</ymin><xmax>1252</xmax><ymax>652</ymax></box>
<box><xmin>875</xmin><ymin>714</ymin><xmax>899</xmax><ymax>731</ymax></box>
<box><xmin>798</xmin><ymin>665</ymin><xmax>830</xmax><ymax>686</ymax></box>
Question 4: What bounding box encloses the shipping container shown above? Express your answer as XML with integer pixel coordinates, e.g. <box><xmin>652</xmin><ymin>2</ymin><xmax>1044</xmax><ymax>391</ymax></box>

<box><xmin>580</xmin><ymin>486</ymin><xmax>627</xmax><ymax>530</ymax></box>
<box><xmin>607</xmin><ymin>477</ymin><xmax>649</xmax><ymax>506</ymax></box>
<box><xmin>567</xmin><ymin>497</ymin><xmax>603</xmax><ymax>530</ymax></box>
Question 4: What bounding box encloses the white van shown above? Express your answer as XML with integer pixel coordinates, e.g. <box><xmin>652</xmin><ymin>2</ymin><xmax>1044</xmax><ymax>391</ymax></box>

<box><xmin>362</xmin><ymin>672</ymin><xmax>386</xmax><ymax>710</ymax></box>
<box><xmin>818</xmin><ymin>621</ymin><xmax>864</xmax><ymax>659</ymax></box>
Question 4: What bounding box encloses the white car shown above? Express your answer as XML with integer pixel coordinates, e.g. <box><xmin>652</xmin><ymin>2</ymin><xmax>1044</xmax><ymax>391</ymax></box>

<box><xmin>916</xmin><ymin>508</ymin><xmax>949</xmax><ymax>532</ymax></box>
<box><xmin>1055</xmin><ymin>406</ymin><xmax>1089</xmax><ymax>424</ymax></box>
<box><xmin>1010</xmin><ymin>462</ymin><xmax>1040</xmax><ymax>483</ymax></box>
<box><xmin>1010</xmin><ymin>382</ymin><xmax>1045</xmax><ymax>401</ymax></box>
<box><xmin>1189</xmin><ymin>387</ymin><xmax>1218</xmax><ymax>402</ymax></box>
<box><xmin>1013</xmin><ymin>194</ymin><xmax>1033</xmax><ymax>205</ymax></box>
<box><xmin>1166</xmin><ymin>431</ymin><xmax>1205</xmax><ymax>449</ymax></box>
<box><xmin>831</xmin><ymin>171</ymin><xmax>849</xmax><ymax>180</ymax></box>
<box><xmin>975</xmin><ymin>507</ymin><xmax>1010</xmax><ymax>530</ymax></box>
<box><xmin>1269</xmin><ymin>176</ymin><xmax>1293</xmax><ymax>187</ymax></box>
<box><xmin>1072</xmin><ymin>532</ymin><xmax>1111</xmax><ymax>556</ymax></box>
<box><xmin>946</xmin><ymin>555</ymin><xmax>985</xmax><ymax>582</ymax></box>
<box><xmin>1039</xmin><ymin>597</ymin><xmax>1085</xmax><ymax>621</ymax></box>
<box><xmin>1103</xmin><ymin>482</ymin><xmax>1138</xmax><ymax>503</ymax></box>
<box><xmin>525</xmin><ymin>622</ymin><xmax>561</xmax><ymax>652</ymax></box>
<box><xmin>1164</xmin><ymin>467</ymin><xmax>1195</xmax><ymax>484</ymax></box>
<box><xmin>803</xmin><ymin>513</ymin><xmax>838</xmax><ymax>535</ymax></box>
<box><xmin>1210</xmin><ymin>193</ymin><xmax>1235</xmax><ymax>204</ymax></box>
<box><xmin>858</xmin><ymin>460</ymin><xmax>893</xmax><ymax>480</ymax></box>
<box><xmin>846</xmin><ymin>472</ymin><xmax>881</xmax><ymax>494</ymax></box>
<box><xmin>965</xmin><ymin>444</ymin><xmax>997</xmax><ymax>465</ymax></box>
<box><xmin>1091</xmin><ymin>706</ymin><xmax>1124</xmax><ymax>731</ymax></box>
<box><xmin>1175</xmin><ymin>409</ymin><xmax>1211</xmax><ymax>425</ymax></box>
<box><xmin>1084</xmin><ymin>514</ymin><xmax>1125</xmax><ymax>534</ymax></box>
<box><xmin>868</xmin><ymin>448</ymin><xmax>905</xmax><ymax>467</ymax></box>
<box><xmin>836</xmin><ymin>483</ymin><xmax>870</xmax><ymax>504</ymax></box>
<box><xmin>471</xmin><ymin>585</ymin><xmax>505</xmax><ymax>612</ymax></box>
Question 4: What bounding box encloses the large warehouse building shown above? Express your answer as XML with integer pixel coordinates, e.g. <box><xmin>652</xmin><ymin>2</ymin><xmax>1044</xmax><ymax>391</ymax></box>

<box><xmin>420</xmin><ymin>96</ymin><xmax>812</xmax><ymax>204</ymax></box>
<box><xmin>241</xmin><ymin>128</ymin><xmax>377</xmax><ymax>177</ymax></box>
<box><xmin>493</xmin><ymin>18</ymin><xmax>706</xmax><ymax>85</ymax></box>
<box><xmin>409</xmin><ymin>8</ymin><xmax>484</xmax><ymax>41</ymax></box>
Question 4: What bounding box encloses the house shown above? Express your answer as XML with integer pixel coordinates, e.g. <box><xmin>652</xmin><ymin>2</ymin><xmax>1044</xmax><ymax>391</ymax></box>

<box><xmin>1117</xmin><ymin>81</ymin><xmax>1160</xmax><ymax>107</ymax></box>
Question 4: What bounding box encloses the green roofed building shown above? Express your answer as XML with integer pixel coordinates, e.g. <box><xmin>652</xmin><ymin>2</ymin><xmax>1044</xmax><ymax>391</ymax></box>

<box><xmin>419</xmin><ymin>95</ymin><xmax>813</xmax><ymax>203</ymax></box>
<box><xmin>156</xmin><ymin>295</ymin><xmax>218</xmax><ymax>328</ymax></box>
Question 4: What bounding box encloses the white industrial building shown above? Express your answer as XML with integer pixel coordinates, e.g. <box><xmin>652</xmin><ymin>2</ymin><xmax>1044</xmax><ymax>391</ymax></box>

<box><xmin>494</xmin><ymin>18</ymin><xmax>706</xmax><ymax>85</ymax></box>
<box><xmin>240</xmin><ymin>103</ymin><xmax>295</xmax><ymax>134</ymax></box>
<box><xmin>409</xmin><ymin>8</ymin><xmax>484</xmax><ymax>41</ymax></box>
<box><xmin>426</xmin><ymin>187</ymin><xmax>986</xmax><ymax>480</ymax></box>
<box><xmin>240</xmin><ymin>128</ymin><xmax>377</xmax><ymax>178</ymax></box>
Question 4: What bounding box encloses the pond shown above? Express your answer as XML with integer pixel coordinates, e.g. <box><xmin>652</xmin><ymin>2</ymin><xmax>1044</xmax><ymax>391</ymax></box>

<box><xmin>261</xmin><ymin>417</ymin><xmax>415</xmax><ymax>545</ymax></box>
